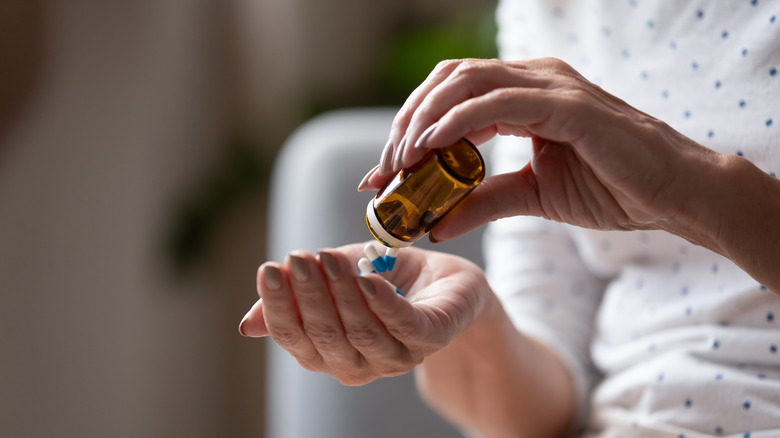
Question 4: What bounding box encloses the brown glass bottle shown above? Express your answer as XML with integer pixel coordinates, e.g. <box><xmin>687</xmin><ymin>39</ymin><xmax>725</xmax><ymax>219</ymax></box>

<box><xmin>365</xmin><ymin>138</ymin><xmax>485</xmax><ymax>248</ymax></box>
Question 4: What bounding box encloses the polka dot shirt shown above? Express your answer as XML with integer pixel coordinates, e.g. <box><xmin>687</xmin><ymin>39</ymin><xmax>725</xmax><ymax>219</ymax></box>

<box><xmin>486</xmin><ymin>1</ymin><xmax>780</xmax><ymax>437</ymax></box>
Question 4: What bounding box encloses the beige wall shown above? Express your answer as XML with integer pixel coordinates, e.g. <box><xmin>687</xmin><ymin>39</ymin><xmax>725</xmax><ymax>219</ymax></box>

<box><xmin>0</xmin><ymin>0</ymin><xmax>492</xmax><ymax>437</ymax></box>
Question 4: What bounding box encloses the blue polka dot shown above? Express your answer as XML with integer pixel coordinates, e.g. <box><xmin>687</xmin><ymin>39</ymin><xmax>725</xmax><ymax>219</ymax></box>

<box><xmin>713</xmin><ymin>340</ymin><xmax>720</xmax><ymax>349</ymax></box>
<box><xmin>752</xmin><ymin>0</ymin><xmax>758</xmax><ymax>5</ymax></box>
<box><xmin>739</xmin><ymin>99</ymin><xmax>747</xmax><ymax>108</ymax></box>
<box><xmin>662</xmin><ymin>90</ymin><xmax>670</xmax><ymax>99</ymax></box>
<box><xmin>767</xmin><ymin>119</ymin><xmax>773</xmax><ymax>127</ymax></box>
<box><xmin>684</xmin><ymin>110</ymin><xmax>691</xmax><ymax>118</ymax></box>
<box><xmin>670</xmin><ymin>41</ymin><xmax>678</xmax><ymax>50</ymax></box>
<box><xmin>716</xmin><ymin>372</ymin><xmax>724</xmax><ymax>380</ymax></box>
<box><xmin>697</xmin><ymin>10</ymin><xmax>705</xmax><ymax>19</ymax></box>
<box><xmin>715</xmin><ymin>426</ymin><xmax>724</xmax><ymax>435</ymax></box>
<box><xmin>758</xmin><ymin>373</ymin><xmax>766</xmax><ymax>379</ymax></box>
<box><xmin>743</xmin><ymin>401</ymin><xmax>751</xmax><ymax>410</ymax></box>
<box><xmin>771</xmin><ymin>68</ymin><xmax>778</xmax><ymax>77</ymax></box>
<box><xmin>647</xmin><ymin>20</ymin><xmax>655</xmax><ymax>29</ymax></box>
<box><xmin>771</xmin><ymin>344</ymin><xmax>778</xmax><ymax>354</ymax></box>
<box><xmin>640</xmin><ymin>70</ymin><xmax>649</xmax><ymax>79</ymax></box>
<box><xmin>772</xmin><ymin>15</ymin><xmax>777</xmax><ymax>23</ymax></box>
<box><xmin>713</xmin><ymin>264</ymin><xmax>719</xmax><ymax>274</ymax></box>
<box><xmin>681</xmin><ymin>286</ymin><xmax>689</xmax><ymax>296</ymax></box>
<box><xmin>685</xmin><ymin>398</ymin><xmax>693</xmax><ymax>407</ymax></box>
<box><xmin>737</xmin><ymin>150</ymin><xmax>744</xmax><ymax>157</ymax></box>
<box><xmin>721</xmin><ymin>30</ymin><xmax>729</xmax><ymax>39</ymax></box>
<box><xmin>636</xmin><ymin>278</ymin><xmax>645</xmax><ymax>289</ymax></box>
<box><xmin>685</xmin><ymin>306</ymin><xmax>692</xmax><ymax>316</ymax></box>
<box><xmin>679</xmin><ymin>434</ymin><xmax>685</xmax><ymax>438</ymax></box>
<box><xmin>692</xmin><ymin>61</ymin><xmax>699</xmax><ymax>70</ymax></box>
<box><xmin>707</xmin><ymin>129</ymin><xmax>715</xmax><ymax>138</ymax></box>
<box><xmin>715</xmin><ymin>80</ymin><xmax>722</xmax><ymax>89</ymax></box>
<box><xmin>744</xmin><ymin>432</ymin><xmax>751</xmax><ymax>438</ymax></box>
<box><xmin>768</xmin><ymin>312</ymin><xmax>775</xmax><ymax>322</ymax></box>
<box><xmin>657</xmin><ymin>372</ymin><xmax>665</xmax><ymax>382</ymax></box>
<box><xmin>602</xmin><ymin>26</ymin><xmax>612</xmax><ymax>37</ymax></box>
<box><xmin>742</xmin><ymin>48</ymin><xmax>749</xmax><ymax>56</ymax></box>
<box><xmin>622</xmin><ymin>49</ymin><xmax>631</xmax><ymax>58</ymax></box>
<box><xmin>770</xmin><ymin>172</ymin><xmax>777</xmax><ymax>178</ymax></box>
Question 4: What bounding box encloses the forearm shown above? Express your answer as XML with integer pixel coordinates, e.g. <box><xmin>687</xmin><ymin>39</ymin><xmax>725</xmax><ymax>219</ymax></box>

<box><xmin>415</xmin><ymin>292</ymin><xmax>575</xmax><ymax>438</ymax></box>
<box><xmin>671</xmin><ymin>152</ymin><xmax>780</xmax><ymax>294</ymax></box>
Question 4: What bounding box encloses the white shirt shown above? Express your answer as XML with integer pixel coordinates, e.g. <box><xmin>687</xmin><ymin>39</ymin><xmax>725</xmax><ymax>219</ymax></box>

<box><xmin>487</xmin><ymin>1</ymin><xmax>780</xmax><ymax>437</ymax></box>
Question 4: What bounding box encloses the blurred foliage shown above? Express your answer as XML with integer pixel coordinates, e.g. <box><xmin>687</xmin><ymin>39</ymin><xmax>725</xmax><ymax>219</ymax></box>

<box><xmin>374</xmin><ymin>9</ymin><xmax>498</xmax><ymax>103</ymax></box>
<box><xmin>167</xmin><ymin>133</ymin><xmax>274</xmax><ymax>273</ymax></box>
<box><xmin>168</xmin><ymin>6</ymin><xmax>497</xmax><ymax>271</ymax></box>
<box><xmin>304</xmin><ymin>7</ymin><xmax>497</xmax><ymax>116</ymax></box>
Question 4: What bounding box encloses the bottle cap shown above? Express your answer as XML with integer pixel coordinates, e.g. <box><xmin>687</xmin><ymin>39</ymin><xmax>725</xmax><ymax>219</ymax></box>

<box><xmin>365</xmin><ymin>200</ymin><xmax>413</xmax><ymax>248</ymax></box>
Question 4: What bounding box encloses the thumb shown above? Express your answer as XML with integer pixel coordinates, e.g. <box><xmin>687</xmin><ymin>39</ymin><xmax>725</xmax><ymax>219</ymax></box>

<box><xmin>428</xmin><ymin>164</ymin><xmax>542</xmax><ymax>242</ymax></box>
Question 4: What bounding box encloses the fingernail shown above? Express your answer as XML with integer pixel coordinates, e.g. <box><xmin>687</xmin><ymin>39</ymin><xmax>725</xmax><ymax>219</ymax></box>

<box><xmin>379</xmin><ymin>138</ymin><xmax>394</xmax><ymax>175</ymax></box>
<box><xmin>263</xmin><ymin>265</ymin><xmax>283</xmax><ymax>290</ymax></box>
<box><xmin>238</xmin><ymin>313</ymin><xmax>249</xmax><ymax>336</ymax></box>
<box><xmin>392</xmin><ymin>136</ymin><xmax>407</xmax><ymax>172</ymax></box>
<box><xmin>357</xmin><ymin>165</ymin><xmax>379</xmax><ymax>192</ymax></box>
<box><xmin>288</xmin><ymin>254</ymin><xmax>310</xmax><ymax>281</ymax></box>
<box><xmin>319</xmin><ymin>251</ymin><xmax>340</xmax><ymax>280</ymax></box>
<box><xmin>356</xmin><ymin>276</ymin><xmax>376</xmax><ymax>299</ymax></box>
<box><xmin>428</xmin><ymin>232</ymin><xmax>440</xmax><ymax>244</ymax></box>
<box><xmin>415</xmin><ymin>123</ymin><xmax>437</xmax><ymax>149</ymax></box>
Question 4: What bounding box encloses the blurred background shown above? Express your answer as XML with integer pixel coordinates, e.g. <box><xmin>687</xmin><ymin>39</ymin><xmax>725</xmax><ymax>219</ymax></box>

<box><xmin>0</xmin><ymin>0</ymin><xmax>496</xmax><ymax>436</ymax></box>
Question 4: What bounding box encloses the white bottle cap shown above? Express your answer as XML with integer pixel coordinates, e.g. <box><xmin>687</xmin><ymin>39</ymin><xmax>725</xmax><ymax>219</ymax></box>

<box><xmin>365</xmin><ymin>200</ymin><xmax>413</xmax><ymax>248</ymax></box>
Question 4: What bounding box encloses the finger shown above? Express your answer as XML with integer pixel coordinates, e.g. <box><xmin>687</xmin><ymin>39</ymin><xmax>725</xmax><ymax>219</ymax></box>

<box><xmin>389</xmin><ymin>59</ymin><xmax>465</xmax><ymax>148</ymax></box>
<box><xmin>285</xmin><ymin>251</ymin><xmax>363</xmax><ymax>369</ymax></box>
<box><xmin>259</xmin><ymin>261</ymin><xmax>322</xmax><ymax>368</ymax></box>
<box><xmin>356</xmin><ymin>273</ymin><xmax>434</xmax><ymax>350</ymax></box>
<box><xmin>397</xmin><ymin>61</ymin><xmax>553</xmax><ymax>169</ymax></box>
<box><xmin>422</xmin><ymin>86</ymin><xmax>591</xmax><ymax>154</ymax></box>
<box><xmin>239</xmin><ymin>298</ymin><xmax>268</xmax><ymax>337</ymax></box>
<box><xmin>318</xmin><ymin>251</ymin><xmax>410</xmax><ymax>371</ymax></box>
<box><xmin>428</xmin><ymin>164</ymin><xmax>542</xmax><ymax>242</ymax></box>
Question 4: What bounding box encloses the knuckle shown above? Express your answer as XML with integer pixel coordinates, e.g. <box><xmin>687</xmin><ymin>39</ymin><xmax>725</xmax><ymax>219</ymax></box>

<box><xmin>433</xmin><ymin>58</ymin><xmax>461</xmax><ymax>74</ymax></box>
<box><xmin>452</xmin><ymin>58</ymin><xmax>490</xmax><ymax>78</ymax></box>
<box><xmin>304</xmin><ymin>324</ymin><xmax>341</xmax><ymax>345</ymax></box>
<box><xmin>344</xmin><ymin>325</ymin><xmax>380</xmax><ymax>348</ymax></box>
<box><xmin>540</xmin><ymin>56</ymin><xmax>574</xmax><ymax>73</ymax></box>
<box><xmin>271</xmin><ymin>328</ymin><xmax>304</xmax><ymax>349</ymax></box>
<box><xmin>386</xmin><ymin>320</ymin><xmax>418</xmax><ymax>340</ymax></box>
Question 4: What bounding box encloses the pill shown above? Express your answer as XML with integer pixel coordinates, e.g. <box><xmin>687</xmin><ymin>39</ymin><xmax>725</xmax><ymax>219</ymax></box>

<box><xmin>364</xmin><ymin>242</ymin><xmax>388</xmax><ymax>272</ymax></box>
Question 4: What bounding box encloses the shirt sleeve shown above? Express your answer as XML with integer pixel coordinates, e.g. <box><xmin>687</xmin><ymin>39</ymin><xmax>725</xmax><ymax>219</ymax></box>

<box><xmin>483</xmin><ymin>137</ymin><xmax>607</xmax><ymax>431</ymax></box>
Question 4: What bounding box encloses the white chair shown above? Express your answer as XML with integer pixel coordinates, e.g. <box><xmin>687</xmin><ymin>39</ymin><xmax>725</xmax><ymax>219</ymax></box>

<box><xmin>266</xmin><ymin>108</ymin><xmax>489</xmax><ymax>438</ymax></box>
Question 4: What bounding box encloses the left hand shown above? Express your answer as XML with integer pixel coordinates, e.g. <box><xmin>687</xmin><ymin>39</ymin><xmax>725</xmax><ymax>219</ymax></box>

<box><xmin>239</xmin><ymin>243</ymin><xmax>490</xmax><ymax>385</ymax></box>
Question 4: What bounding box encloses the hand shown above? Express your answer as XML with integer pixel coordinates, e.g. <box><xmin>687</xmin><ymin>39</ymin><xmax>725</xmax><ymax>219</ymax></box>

<box><xmin>359</xmin><ymin>58</ymin><xmax>721</xmax><ymax>245</ymax></box>
<box><xmin>239</xmin><ymin>243</ymin><xmax>490</xmax><ymax>385</ymax></box>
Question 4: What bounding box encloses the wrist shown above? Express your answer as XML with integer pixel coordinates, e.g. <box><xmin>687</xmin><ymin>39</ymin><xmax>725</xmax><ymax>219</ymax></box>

<box><xmin>667</xmin><ymin>150</ymin><xmax>780</xmax><ymax>292</ymax></box>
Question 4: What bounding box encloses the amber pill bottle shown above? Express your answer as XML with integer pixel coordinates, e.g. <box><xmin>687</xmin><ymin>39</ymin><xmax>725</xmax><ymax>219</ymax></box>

<box><xmin>365</xmin><ymin>138</ymin><xmax>485</xmax><ymax>248</ymax></box>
